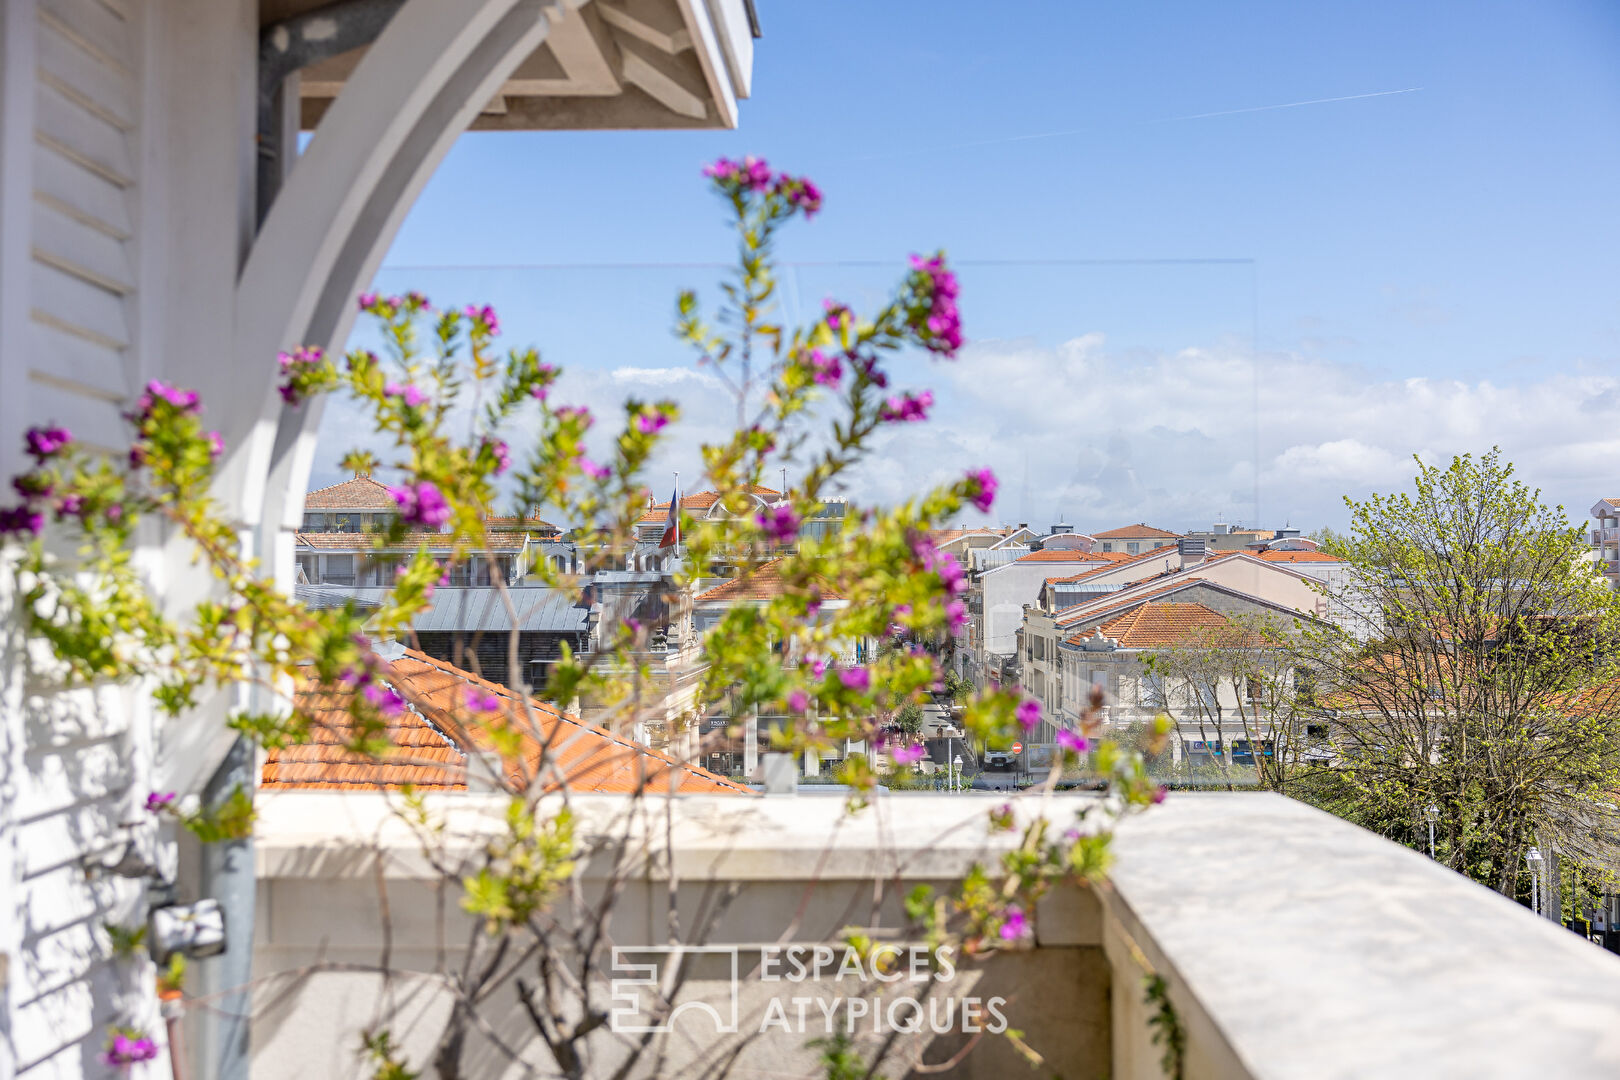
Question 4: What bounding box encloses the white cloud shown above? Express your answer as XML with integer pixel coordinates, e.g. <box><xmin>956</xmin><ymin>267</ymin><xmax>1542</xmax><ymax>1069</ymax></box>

<box><xmin>312</xmin><ymin>333</ymin><xmax>1620</xmax><ymax>533</ymax></box>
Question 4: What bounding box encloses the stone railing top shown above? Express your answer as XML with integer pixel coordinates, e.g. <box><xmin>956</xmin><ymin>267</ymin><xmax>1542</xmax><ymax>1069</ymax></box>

<box><xmin>1110</xmin><ymin>792</ymin><xmax>1620</xmax><ymax>1080</ymax></box>
<box><xmin>255</xmin><ymin>789</ymin><xmax>1620</xmax><ymax>1077</ymax></box>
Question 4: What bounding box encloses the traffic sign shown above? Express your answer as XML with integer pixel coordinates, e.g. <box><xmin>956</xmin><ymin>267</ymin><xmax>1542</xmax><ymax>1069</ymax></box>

<box><xmin>1010</xmin><ymin>741</ymin><xmax>1023</xmax><ymax>755</ymax></box>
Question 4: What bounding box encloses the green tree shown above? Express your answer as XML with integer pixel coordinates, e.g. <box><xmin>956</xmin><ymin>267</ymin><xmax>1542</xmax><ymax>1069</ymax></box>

<box><xmin>1292</xmin><ymin>449</ymin><xmax>1620</xmax><ymax>897</ymax></box>
<box><xmin>1143</xmin><ymin>614</ymin><xmax>1311</xmax><ymax>792</ymax></box>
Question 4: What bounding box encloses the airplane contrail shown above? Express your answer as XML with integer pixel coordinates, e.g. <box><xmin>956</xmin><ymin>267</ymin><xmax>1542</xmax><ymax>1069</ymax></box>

<box><xmin>1160</xmin><ymin>87</ymin><xmax>1424</xmax><ymax>122</ymax></box>
<box><xmin>849</xmin><ymin>87</ymin><xmax>1423</xmax><ymax>161</ymax></box>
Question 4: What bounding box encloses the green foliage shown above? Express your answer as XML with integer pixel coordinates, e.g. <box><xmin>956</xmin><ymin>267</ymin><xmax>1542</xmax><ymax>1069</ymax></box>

<box><xmin>156</xmin><ymin>953</ymin><xmax>186</xmax><ymax>997</ymax></box>
<box><xmin>808</xmin><ymin>1032</ymin><xmax>866</xmax><ymax>1080</ymax></box>
<box><xmin>180</xmin><ymin>785</ymin><xmax>256</xmax><ymax>844</ymax></box>
<box><xmin>1291</xmin><ymin>448</ymin><xmax>1620</xmax><ymax>895</ymax></box>
<box><xmin>1143</xmin><ymin>975</ymin><xmax>1185</xmax><ymax>1080</ymax></box>
<box><xmin>361</xmin><ymin>1029</ymin><xmax>419</xmax><ymax>1080</ymax></box>
<box><xmin>102</xmin><ymin>922</ymin><xmax>146</xmax><ymax>960</ymax></box>
<box><xmin>461</xmin><ymin>804</ymin><xmax>575</xmax><ymax>934</ymax></box>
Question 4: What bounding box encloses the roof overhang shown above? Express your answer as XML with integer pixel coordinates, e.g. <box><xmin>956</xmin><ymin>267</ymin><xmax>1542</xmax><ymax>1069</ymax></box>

<box><xmin>261</xmin><ymin>0</ymin><xmax>756</xmax><ymax>131</ymax></box>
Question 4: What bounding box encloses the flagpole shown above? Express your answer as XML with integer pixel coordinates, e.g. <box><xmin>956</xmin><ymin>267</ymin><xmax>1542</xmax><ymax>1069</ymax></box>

<box><xmin>673</xmin><ymin>471</ymin><xmax>680</xmax><ymax>550</ymax></box>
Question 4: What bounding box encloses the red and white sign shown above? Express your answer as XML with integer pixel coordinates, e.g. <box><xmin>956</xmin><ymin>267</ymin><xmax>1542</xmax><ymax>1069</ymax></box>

<box><xmin>1010</xmin><ymin>741</ymin><xmax>1023</xmax><ymax>755</ymax></box>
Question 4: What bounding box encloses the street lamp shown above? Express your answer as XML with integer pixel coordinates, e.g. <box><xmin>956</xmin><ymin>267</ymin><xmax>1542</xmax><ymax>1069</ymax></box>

<box><xmin>1526</xmin><ymin>847</ymin><xmax>1544</xmax><ymax>916</ymax></box>
<box><xmin>953</xmin><ymin>755</ymin><xmax>963</xmax><ymax>793</ymax></box>
<box><xmin>1424</xmin><ymin>803</ymin><xmax>1439</xmax><ymax>859</ymax></box>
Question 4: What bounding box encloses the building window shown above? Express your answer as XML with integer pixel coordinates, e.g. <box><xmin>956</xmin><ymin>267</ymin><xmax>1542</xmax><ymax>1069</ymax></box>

<box><xmin>323</xmin><ymin>554</ymin><xmax>354</xmax><ymax>586</ymax></box>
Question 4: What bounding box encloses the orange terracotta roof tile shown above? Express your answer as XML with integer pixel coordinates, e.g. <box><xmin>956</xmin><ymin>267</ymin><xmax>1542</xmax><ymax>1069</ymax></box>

<box><xmin>1014</xmin><ymin>549</ymin><xmax>1108</xmax><ymax>563</ymax></box>
<box><xmin>296</xmin><ymin>530</ymin><xmax>530</xmax><ymax>551</ymax></box>
<box><xmin>635</xmin><ymin>487</ymin><xmax>782</xmax><ymax>524</ymax></box>
<box><xmin>263</xmin><ymin>649</ymin><xmax>752</xmax><ymax>795</ymax></box>
<box><xmin>1255</xmin><ymin>550</ymin><xmax>1341</xmax><ymax>563</ymax></box>
<box><xmin>303</xmin><ymin>476</ymin><xmax>399</xmax><ymax>510</ymax></box>
<box><xmin>1092</xmin><ymin>523</ymin><xmax>1182</xmax><ymax>540</ymax></box>
<box><xmin>694</xmin><ymin>558</ymin><xmax>841</xmax><ymax>603</ymax></box>
<box><xmin>1068</xmin><ymin>602</ymin><xmax>1229</xmax><ymax>648</ymax></box>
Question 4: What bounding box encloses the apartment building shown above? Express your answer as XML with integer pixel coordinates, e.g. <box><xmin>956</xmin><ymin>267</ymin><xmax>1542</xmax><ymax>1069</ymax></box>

<box><xmin>1592</xmin><ymin>499</ymin><xmax>1620</xmax><ymax>588</ymax></box>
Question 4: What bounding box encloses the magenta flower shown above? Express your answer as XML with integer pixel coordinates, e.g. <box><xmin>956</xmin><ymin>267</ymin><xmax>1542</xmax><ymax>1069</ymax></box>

<box><xmin>206</xmin><ymin>431</ymin><xmax>224</xmax><ymax>459</ymax></box>
<box><xmin>742</xmin><ymin>156</ymin><xmax>772</xmax><ymax>190</ymax></box>
<box><xmin>1015</xmin><ymin>698</ymin><xmax>1042</xmax><ymax>731</ymax></box>
<box><xmin>1152</xmin><ymin>785</ymin><xmax>1168</xmax><ymax>805</ymax></box>
<box><xmin>823</xmin><ymin>299</ymin><xmax>852</xmax><ymax>333</ymax></box>
<box><xmin>0</xmin><ymin>506</ymin><xmax>43</xmax><ymax>536</ymax></box>
<box><xmin>55</xmin><ymin>494</ymin><xmax>83</xmax><ymax>519</ymax></box>
<box><xmin>464</xmin><ymin>304</ymin><xmax>499</xmax><ymax>335</ymax></box>
<box><xmin>578</xmin><ymin>457</ymin><xmax>611</xmax><ymax>481</ymax></box>
<box><xmin>908</xmin><ymin>252</ymin><xmax>963</xmax><ymax>357</ymax></box>
<box><xmin>138</xmin><ymin>380</ymin><xmax>201</xmax><ymax>415</ymax></box>
<box><xmin>556</xmin><ymin>405</ymin><xmax>594</xmax><ymax>429</ymax></box>
<box><xmin>879</xmin><ymin>390</ymin><xmax>933</xmax><ymax>424</ymax></box>
<box><xmin>756</xmin><ymin>504</ymin><xmax>801</xmax><ymax>543</ymax></box>
<box><xmin>24</xmin><ymin>426</ymin><xmax>72</xmax><ymax>460</ymax></box>
<box><xmin>406</xmin><ymin>291</ymin><xmax>431</xmax><ymax>310</ymax></box>
<box><xmin>101</xmin><ymin>1031</ymin><xmax>160</xmax><ymax>1067</ymax></box>
<box><xmin>803</xmin><ymin>349</ymin><xmax>842</xmax><ymax>387</ymax></box>
<box><xmin>839</xmin><ymin>667</ymin><xmax>871</xmax><ymax>692</ymax></box>
<box><xmin>773</xmin><ymin>174</ymin><xmax>823</xmax><ymax>218</ymax></box>
<box><xmin>12</xmin><ymin>475</ymin><xmax>50</xmax><ymax>501</ymax></box>
<box><xmin>999</xmin><ymin>906</ymin><xmax>1030</xmax><ymax>941</ymax></box>
<box><xmin>276</xmin><ymin>346</ymin><xmax>325</xmax><ymax>405</ymax></box>
<box><xmin>891</xmin><ymin>742</ymin><xmax>927</xmax><ymax>766</ymax></box>
<box><xmin>144</xmin><ymin>791</ymin><xmax>177</xmax><ymax>813</ymax></box>
<box><xmin>810</xmin><ymin>658</ymin><xmax>827</xmax><ymax>678</ymax></box>
<box><xmin>390</xmin><ymin>481</ymin><xmax>450</xmax><ymax>528</ymax></box>
<box><xmin>384</xmin><ymin>382</ymin><xmax>428</xmax><ymax>408</ymax></box>
<box><xmin>787</xmin><ymin>689</ymin><xmax>810</xmax><ymax>713</ymax></box>
<box><xmin>946</xmin><ymin>599</ymin><xmax>968</xmax><ymax>631</ymax></box>
<box><xmin>465</xmin><ymin>689</ymin><xmax>501</xmax><ymax>713</ymax></box>
<box><xmin>363</xmin><ymin>683</ymin><xmax>405</xmax><ymax>716</ymax></box>
<box><xmin>635</xmin><ymin>410</ymin><xmax>669</xmax><ymax>435</ymax></box>
<box><xmin>704</xmin><ymin>155</ymin><xmax>773</xmax><ymax>192</ymax></box>
<box><xmin>965</xmin><ymin>468</ymin><xmax>998</xmax><ymax>513</ymax></box>
<box><xmin>1056</xmin><ymin>729</ymin><xmax>1089</xmax><ymax>755</ymax></box>
<box><xmin>484</xmin><ymin>438</ymin><xmax>511</xmax><ymax>475</ymax></box>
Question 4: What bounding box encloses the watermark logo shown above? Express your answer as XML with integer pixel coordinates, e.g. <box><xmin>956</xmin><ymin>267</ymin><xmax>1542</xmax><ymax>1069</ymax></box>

<box><xmin>608</xmin><ymin>944</ymin><xmax>1008</xmax><ymax>1037</ymax></box>
<box><xmin>609</xmin><ymin>945</ymin><xmax>741</xmax><ymax>1034</ymax></box>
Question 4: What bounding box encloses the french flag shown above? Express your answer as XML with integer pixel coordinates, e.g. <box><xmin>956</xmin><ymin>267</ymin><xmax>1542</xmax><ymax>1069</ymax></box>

<box><xmin>658</xmin><ymin>485</ymin><xmax>680</xmax><ymax>549</ymax></box>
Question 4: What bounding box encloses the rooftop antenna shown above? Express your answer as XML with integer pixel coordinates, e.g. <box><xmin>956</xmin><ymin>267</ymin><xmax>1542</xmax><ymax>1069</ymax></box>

<box><xmin>1020</xmin><ymin>448</ymin><xmax>1030</xmax><ymax>525</ymax></box>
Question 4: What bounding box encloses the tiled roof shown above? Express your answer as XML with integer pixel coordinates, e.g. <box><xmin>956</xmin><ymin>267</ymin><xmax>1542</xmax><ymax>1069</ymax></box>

<box><xmin>1092</xmin><ymin>523</ymin><xmax>1182</xmax><ymax>540</ymax></box>
<box><xmin>1601</xmin><ymin>498</ymin><xmax>1620</xmax><ymax>508</ymax></box>
<box><xmin>296</xmin><ymin>530</ymin><xmax>530</xmax><ymax>551</ymax></box>
<box><xmin>1069</xmin><ymin>602</ymin><xmax>1244</xmax><ymax>648</ymax></box>
<box><xmin>694</xmin><ymin>558</ymin><xmax>841</xmax><ymax>603</ymax></box>
<box><xmin>1255</xmin><ymin>550</ymin><xmax>1341</xmax><ymax>563</ymax></box>
<box><xmin>303</xmin><ymin>476</ymin><xmax>399</xmax><ymax>510</ymax></box>
<box><xmin>635</xmin><ymin>487</ymin><xmax>781</xmax><ymax>524</ymax></box>
<box><xmin>485</xmin><ymin>509</ymin><xmax>563</xmax><ymax>533</ymax></box>
<box><xmin>1014</xmin><ymin>549</ymin><xmax>1108</xmax><ymax>563</ymax></box>
<box><xmin>263</xmin><ymin>649</ymin><xmax>752</xmax><ymax>795</ymax></box>
<box><xmin>1041</xmin><ymin>553</ymin><xmax>1139</xmax><ymax>580</ymax></box>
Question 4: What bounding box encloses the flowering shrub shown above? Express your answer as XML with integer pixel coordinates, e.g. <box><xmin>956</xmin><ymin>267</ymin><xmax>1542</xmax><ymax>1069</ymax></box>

<box><xmin>100</xmin><ymin>1027</ymin><xmax>159</xmax><ymax>1070</ymax></box>
<box><xmin>1</xmin><ymin>158</ymin><xmax>1165</xmax><ymax>1078</ymax></box>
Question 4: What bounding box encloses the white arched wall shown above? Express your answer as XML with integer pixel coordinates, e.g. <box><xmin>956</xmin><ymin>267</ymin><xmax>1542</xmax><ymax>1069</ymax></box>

<box><xmin>230</xmin><ymin>0</ymin><xmax>569</xmax><ymax>590</ymax></box>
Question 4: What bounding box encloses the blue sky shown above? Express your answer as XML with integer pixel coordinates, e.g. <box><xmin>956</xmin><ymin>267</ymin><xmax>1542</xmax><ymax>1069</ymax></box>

<box><xmin>321</xmin><ymin>0</ymin><xmax>1620</xmax><ymax>533</ymax></box>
